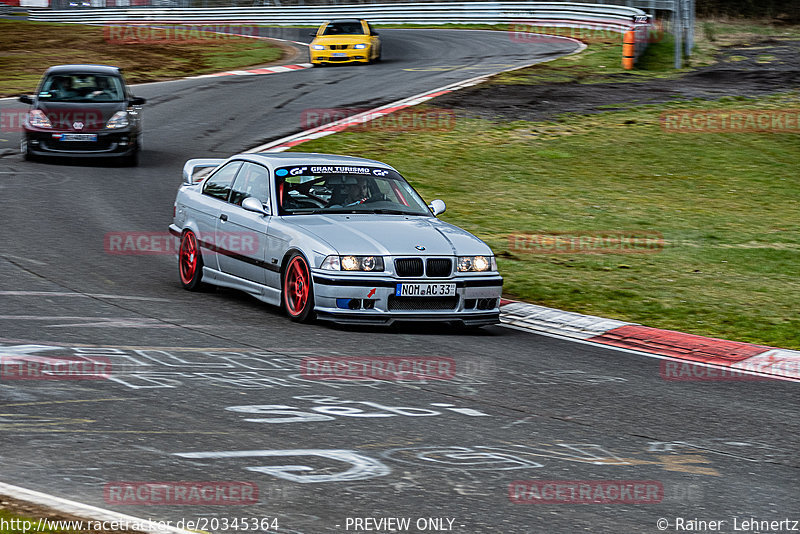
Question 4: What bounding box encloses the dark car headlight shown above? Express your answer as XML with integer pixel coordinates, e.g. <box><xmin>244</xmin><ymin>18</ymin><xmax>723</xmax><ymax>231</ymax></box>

<box><xmin>321</xmin><ymin>255</ymin><xmax>384</xmax><ymax>272</ymax></box>
<box><xmin>106</xmin><ymin>111</ymin><xmax>129</xmax><ymax>129</ymax></box>
<box><xmin>29</xmin><ymin>110</ymin><xmax>52</xmax><ymax>128</ymax></box>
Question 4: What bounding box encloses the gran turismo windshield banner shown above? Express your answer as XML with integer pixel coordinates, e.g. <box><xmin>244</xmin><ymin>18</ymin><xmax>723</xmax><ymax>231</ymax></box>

<box><xmin>275</xmin><ymin>165</ymin><xmax>393</xmax><ymax>177</ymax></box>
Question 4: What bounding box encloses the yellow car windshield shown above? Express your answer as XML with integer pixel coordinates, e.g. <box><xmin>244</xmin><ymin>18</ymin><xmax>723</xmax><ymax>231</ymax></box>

<box><xmin>322</xmin><ymin>22</ymin><xmax>365</xmax><ymax>35</ymax></box>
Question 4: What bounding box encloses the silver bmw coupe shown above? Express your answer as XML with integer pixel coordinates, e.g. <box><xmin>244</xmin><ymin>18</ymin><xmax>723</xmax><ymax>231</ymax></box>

<box><xmin>169</xmin><ymin>152</ymin><xmax>502</xmax><ymax>326</ymax></box>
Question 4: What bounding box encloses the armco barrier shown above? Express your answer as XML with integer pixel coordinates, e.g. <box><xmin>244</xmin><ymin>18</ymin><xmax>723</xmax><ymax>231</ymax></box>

<box><xmin>29</xmin><ymin>2</ymin><xmax>653</xmax><ymax>67</ymax></box>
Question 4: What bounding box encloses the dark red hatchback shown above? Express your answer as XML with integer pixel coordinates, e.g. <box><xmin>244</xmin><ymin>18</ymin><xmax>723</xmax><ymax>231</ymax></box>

<box><xmin>18</xmin><ymin>64</ymin><xmax>146</xmax><ymax>165</ymax></box>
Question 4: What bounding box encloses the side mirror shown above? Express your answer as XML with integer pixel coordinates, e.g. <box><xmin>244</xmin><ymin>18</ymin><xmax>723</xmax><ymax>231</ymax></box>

<box><xmin>129</xmin><ymin>96</ymin><xmax>146</xmax><ymax>106</ymax></box>
<box><xmin>429</xmin><ymin>199</ymin><xmax>446</xmax><ymax>216</ymax></box>
<box><xmin>18</xmin><ymin>95</ymin><xmax>33</xmax><ymax>105</ymax></box>
<box><xmin>242</xmin><ymin>196</ymin><xmax>270</xmax><ymax>216</ymax></box>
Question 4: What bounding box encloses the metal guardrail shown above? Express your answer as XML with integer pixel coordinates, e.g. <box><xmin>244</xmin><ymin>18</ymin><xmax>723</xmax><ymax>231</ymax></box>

<box><xmin>31</xmin><ymin>1</ymin><xmax>648</xmax><ymax>27</ymax></box>
<box><xmin>30</xmin><ymin>2</ymin><xmax>653</xmax><ymax>67</ymax></box>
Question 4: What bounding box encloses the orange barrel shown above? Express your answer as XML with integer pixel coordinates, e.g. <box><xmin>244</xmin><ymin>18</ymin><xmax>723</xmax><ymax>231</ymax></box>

<box><xmin>622</xmin><ymin>30</ymin><xmax>635</xmax><ymax>69</ymax></box>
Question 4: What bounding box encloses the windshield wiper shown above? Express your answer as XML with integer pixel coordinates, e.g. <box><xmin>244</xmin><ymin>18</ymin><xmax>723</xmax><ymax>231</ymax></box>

<box><xmin>368</xmin><ymin>209</ymin><xmax>423</xmax><ymax>215</ymax></box>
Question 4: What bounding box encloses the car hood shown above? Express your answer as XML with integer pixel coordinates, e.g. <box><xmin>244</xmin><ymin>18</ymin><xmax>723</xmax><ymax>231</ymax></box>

<box><xmin>33</xmin><ymin>101</ymin><xmax>125</xmax><ymax>132</ymax></box>
<box><xmin>289</xmin><ymin>214</ymin><xmax>492</xmax><ymax>257</ymax></box>
<box><xmin>313</xmin><ymin>35</ymin><xmax>372</xmax><ymax>45</ymax></box>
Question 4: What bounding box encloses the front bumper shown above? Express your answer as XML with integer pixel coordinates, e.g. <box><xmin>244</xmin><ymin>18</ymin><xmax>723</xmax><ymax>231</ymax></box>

<box><xmin>310</xmin><ymin>50</ymin><xmax>370</xmax><ymax>64</ymax></box>
<box><xmin>311</xmin><ymin>271</ymin><xmax>503</xmax><ymax>326</ymax></box>
<box><xmin>24</xmin><ymin>128</ymin><xmax>139</xmax><ymax>158</ymax></box>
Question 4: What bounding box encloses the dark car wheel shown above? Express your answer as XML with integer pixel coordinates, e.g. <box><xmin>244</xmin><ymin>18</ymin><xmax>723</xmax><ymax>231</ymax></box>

<box><xmin>283</xmin><ymin>253</ymin><xmax>315</xmax><ymax>323</ymax></box>
<box><xmin>121</xmin><ymin>142</ymin><xmax>139</xmax><ymax>167</ymax></box>
<box><xmin>179</xmin><ymin>230</ymin><xmax>204</xmax><ymax>290</ymax></box>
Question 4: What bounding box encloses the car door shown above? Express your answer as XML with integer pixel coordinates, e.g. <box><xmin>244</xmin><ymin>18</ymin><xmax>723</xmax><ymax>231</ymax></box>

<box><xmin>194</xmin><ymin>160</ymin><xmax>243</xmax><ymax>271</ymax></box>
<box><xmin>217</xmin><ymin>162</ymin><xmax>271</xmax><ymax>285</ymax></box>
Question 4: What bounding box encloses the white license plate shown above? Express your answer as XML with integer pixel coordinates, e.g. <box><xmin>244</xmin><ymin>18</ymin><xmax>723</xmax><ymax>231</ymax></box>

<box><xmin>396</xmin><ymin>283</ymin><xmax>456</xmax><ymax>297</ymax></box>
<box><xmin>59</xmin><ymin>134</ymin><xmax>97</xmax><ymax>142</ymax></box>
<box><xmin>331</xmin><ymin>52</ymin><xmax>347</xmax><ymax>57</ymax></box>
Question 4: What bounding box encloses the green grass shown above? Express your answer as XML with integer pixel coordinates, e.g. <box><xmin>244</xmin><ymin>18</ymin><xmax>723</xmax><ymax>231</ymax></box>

<box><xmin>0</xmin><ymin>19</ymin><xmax>283</xmax><ymax>97</ymax></box>
<box><xmin>289</xmin><ymin>51</ymin><xmax>800</xmax><ymax>349</ymax></box>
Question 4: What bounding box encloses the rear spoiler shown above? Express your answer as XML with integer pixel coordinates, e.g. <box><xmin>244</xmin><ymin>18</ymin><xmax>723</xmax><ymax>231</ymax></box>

<box><xmin>182</xmin><ymin>158</ymin><xmax>225</xmax><ymax>185</ymax></box>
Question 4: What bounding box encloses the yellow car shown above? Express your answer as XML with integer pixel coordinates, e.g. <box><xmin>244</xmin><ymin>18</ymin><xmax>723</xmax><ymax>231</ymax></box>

<box><xmin>309</xmin><ymin>19</ymin><xmax>382</xmax><ymax>66</ymax></box>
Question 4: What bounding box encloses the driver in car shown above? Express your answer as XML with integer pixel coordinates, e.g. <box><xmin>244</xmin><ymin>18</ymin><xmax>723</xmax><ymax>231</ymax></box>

<box><xmin>343</xmin><ymin>176</ymin><xmax>371</xmax><ymax>206</ymax></box>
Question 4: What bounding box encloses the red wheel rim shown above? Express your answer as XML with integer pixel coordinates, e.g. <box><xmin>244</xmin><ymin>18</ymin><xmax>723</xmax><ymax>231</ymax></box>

<box><xmin>285</xmin><ymin>256</ymin><xmax>310</xmax><ymax>316</ymax></box>
<box><xmin>179</xmin><ymin>232</ymin><xmax>198</xmax><ymax>284</ymax></box>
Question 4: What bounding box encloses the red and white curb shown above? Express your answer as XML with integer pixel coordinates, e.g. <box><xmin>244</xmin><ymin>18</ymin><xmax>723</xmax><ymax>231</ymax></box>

<box><xmin>0</xmin><ymin>482</ymin><xmax>193</xmax><ymax>534</ymax></box>
<box><xmin>105</xmin><ymin>25</ymin><xmax>312</xmax><ymax>80</ymax></box>
<box><xmin>499</xmin><ymin>300</ymin><xmax>800</xmax><ymax>381</ymax></box>
<box><xmin>248</xmin><ymin>73</ymin><xmax>489</xmax><ymax>152</ymax></box>
<box><xmin>249</xmin><ymin>36</ymin><xmax>587</xmax><ymax>153</ymax></box>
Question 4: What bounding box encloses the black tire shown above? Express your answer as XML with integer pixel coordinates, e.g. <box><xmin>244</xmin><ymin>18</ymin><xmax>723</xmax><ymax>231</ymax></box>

<box><xmin>178</xmin><ymin>230</ymin><xmax>204</xmax><ymax>290</ymax></box>
<box><xmin>121</xmin><ymin>146</ymin><xmax>139</xmax><ymax>167</ymax></box>
<box><xmin>283</xmin><ymin>252</ymin><xmax>315</xmax><ymax>323</ymax></box>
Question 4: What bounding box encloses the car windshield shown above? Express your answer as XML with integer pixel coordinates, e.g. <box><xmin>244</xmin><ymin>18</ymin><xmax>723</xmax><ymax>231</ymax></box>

<box><xmin>38</xmin><ymin>74</ymin><xmax>125</xmax><ymax>102</ymax></box>
<box><xmin>276</xmin><ymin>165</ymin><xmax>431</xmax><ymax>216</ymax></box>
<box><xmin>322</xmin><ymin>22</ymin><xmax>364</xmax><ymax>35</ymax></box>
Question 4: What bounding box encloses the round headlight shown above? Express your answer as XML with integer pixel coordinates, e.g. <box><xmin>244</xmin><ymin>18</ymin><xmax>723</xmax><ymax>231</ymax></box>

<box><xmin>341</xmin><ymin>256</ymin><xmax>359</xmax><ymax>271</ymax></box>
<box><xmin>458</xmin><ymin>257</ymin><xmax>472</xmax><ymax>272</ymax></box>
<box><xmin>361</xmin><ymin>256</ymin><xmax>376</xmax><ymax>271</ymax></box>
<box><xmin>473</xmin><ymin>256</ymin><xmax>490</xmax><ymax>271</ymax></box>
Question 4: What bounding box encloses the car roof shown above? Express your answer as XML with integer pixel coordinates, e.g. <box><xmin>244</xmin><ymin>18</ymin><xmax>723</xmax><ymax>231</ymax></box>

<box><xmin>234</xmin><ymin>152</ymin><xmax>397</xmax><ymax>172</ymax></box>
<box><xmin>328</xmin><ymin>19</ymin><xmax>365</xmax><ymax>24</ymax></box>
<box><xmin>44</xmin><ymin>65</ymin><xmax>122</xmax><ymax>76</ymax></box>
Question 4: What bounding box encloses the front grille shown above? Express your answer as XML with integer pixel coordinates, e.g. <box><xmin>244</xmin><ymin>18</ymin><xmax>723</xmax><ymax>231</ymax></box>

<box><xmin>395</xmin><ymin>258</ymin><xmax>424</xmax><ymax>277</ymax></box>
<box><xmin>388</xmin><ymin>296</ymin><xmax>459</xmax><ymax>311</ymax></box>
<box><xmin>426</xmin><ymin>258</ymin><xmax>452</xmax><ymax>277</ymax></box>
<box><xmin>330</xmin><ymin>44</ymin><xmax>350</xmax><ymax>50</ymax></box>
<box><xmin>42</xmin><ymin>139</ymin><xmax>113</xmax><ymax>152</ymax></box>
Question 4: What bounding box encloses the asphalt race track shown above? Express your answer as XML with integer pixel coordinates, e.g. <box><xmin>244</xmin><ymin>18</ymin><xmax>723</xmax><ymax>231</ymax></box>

<box><xmin>0</xmin><ymin>29</ymin><xmax>797</xmax><ymax>534</ymax></box>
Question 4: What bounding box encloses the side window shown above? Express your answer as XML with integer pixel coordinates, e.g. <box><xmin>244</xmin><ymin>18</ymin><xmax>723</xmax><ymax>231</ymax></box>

<box><xmin>368</xmin><ymin>23</ymin><xmax>377</xmax><ymax>36</ymax></box>
<box><xmin>229</xmin><ymin>162</ymin><xmax>271</xmax><ymax>207</ymax></box>
<box><xmin>202</xmin><ymin>161</ymin><xmax>242</xmax><ymax>202</ymax></box>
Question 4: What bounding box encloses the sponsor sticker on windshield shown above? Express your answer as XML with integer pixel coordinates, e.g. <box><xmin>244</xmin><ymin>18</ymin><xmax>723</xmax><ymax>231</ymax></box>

<box><xmin>278</xmin><ymin>165</ymin><xmax>391</xmax><ymax>177</ymax></box>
